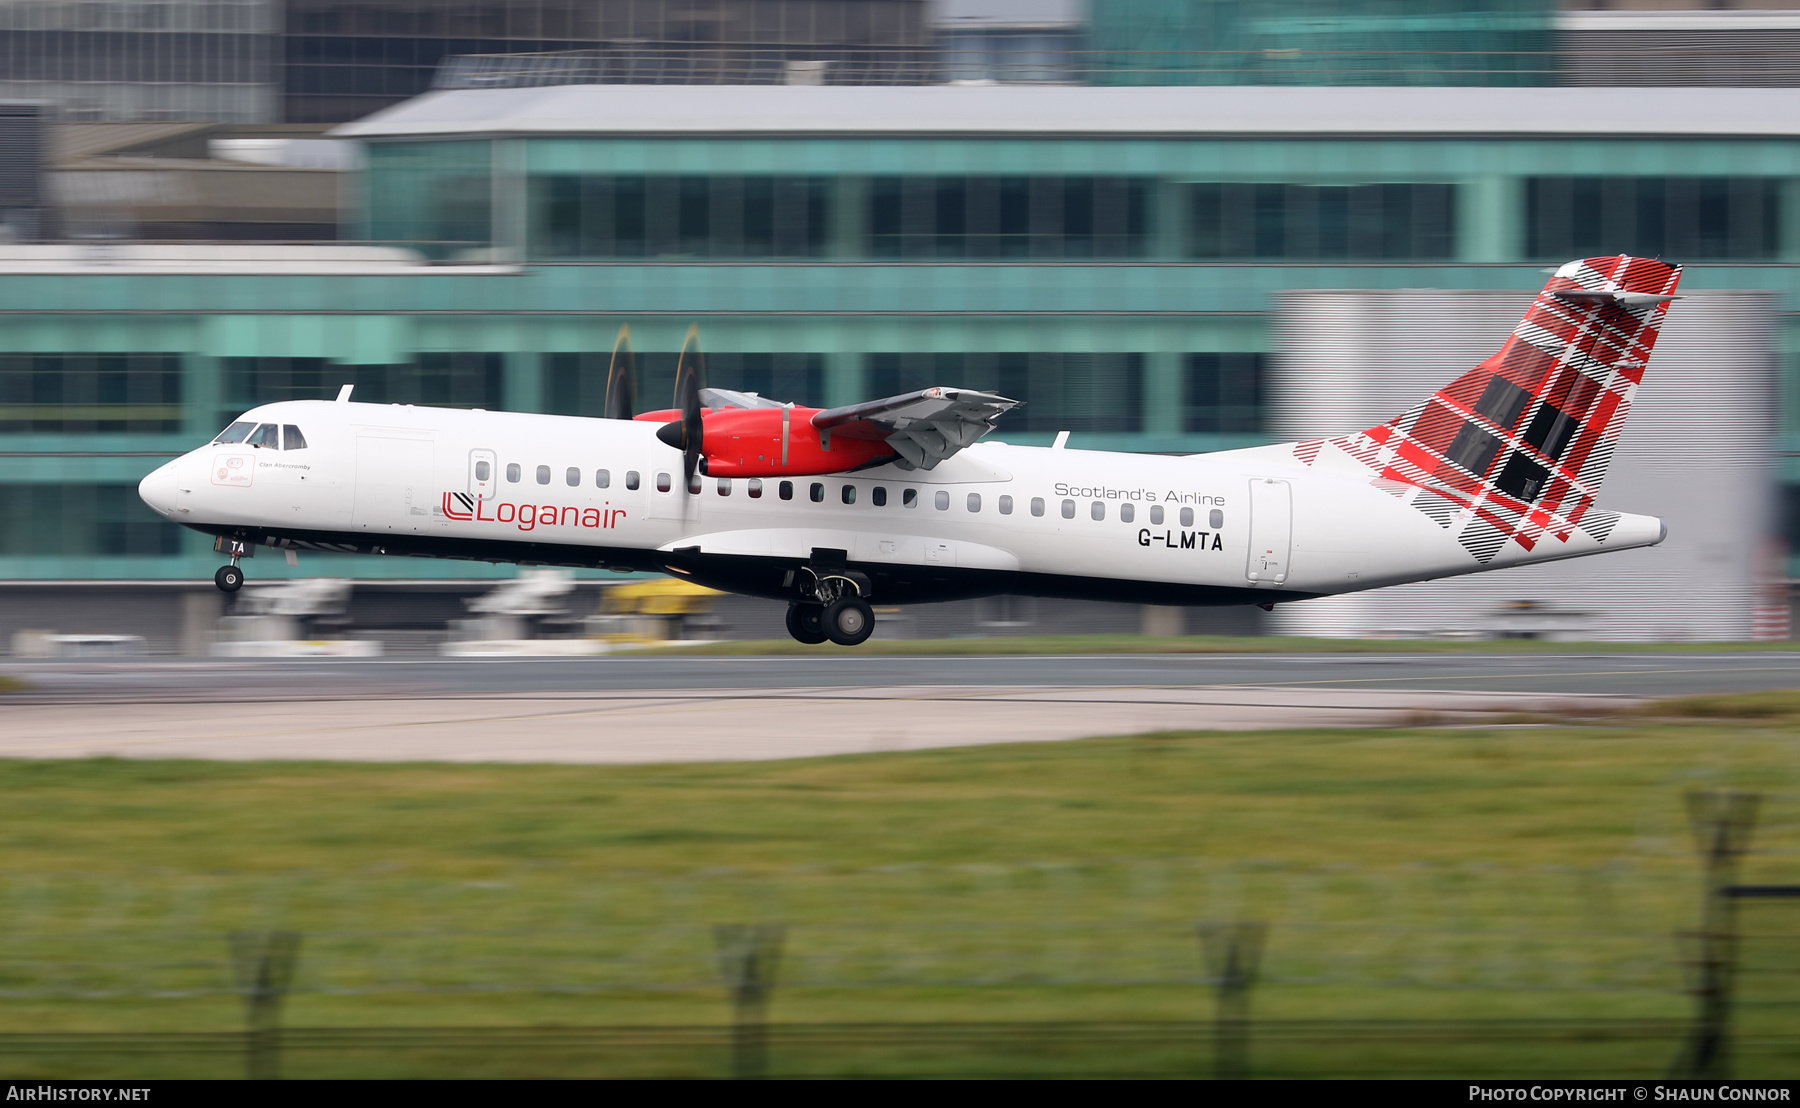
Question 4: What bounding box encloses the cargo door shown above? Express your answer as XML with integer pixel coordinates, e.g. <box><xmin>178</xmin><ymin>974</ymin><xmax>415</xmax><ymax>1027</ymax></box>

<box><xmin>1246</xmin><ymin>478</ymin><xmax>1292</xmax><ymax>586</ymax></box>
<box><xmin>354</xmin><ymin>432</ymin><xmax>436</xmax><ymax>532</ymax></box>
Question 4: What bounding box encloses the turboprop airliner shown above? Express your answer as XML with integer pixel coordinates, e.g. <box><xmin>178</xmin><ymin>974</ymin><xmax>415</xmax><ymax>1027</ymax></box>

<box><xmin>138</xmin><ymin>255</ymin><xmax>1679</xmax><ymax>646</ymax></box>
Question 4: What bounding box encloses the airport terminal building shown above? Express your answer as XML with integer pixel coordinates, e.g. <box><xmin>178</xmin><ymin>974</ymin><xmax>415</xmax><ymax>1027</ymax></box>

<box><xmin>3</xmin><ymin>82</ymin><xmax>1797</xmax><ymax>643</ymax></box>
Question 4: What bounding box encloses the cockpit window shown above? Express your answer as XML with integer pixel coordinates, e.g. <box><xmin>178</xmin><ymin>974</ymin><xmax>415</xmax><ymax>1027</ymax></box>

<box><xmin>283</xmin><ymin>425</ymin><xmax>307</xmax><ymax>451</ymax></box>
<box><xmin>246</xmin><ymin>424</ymin><xmax>280</xmax><ymax>449</ymax></box>
<box><xmin>214</xmin><ymin>421</ymin><xmax>255</xmax><ymax>444</ymax></box>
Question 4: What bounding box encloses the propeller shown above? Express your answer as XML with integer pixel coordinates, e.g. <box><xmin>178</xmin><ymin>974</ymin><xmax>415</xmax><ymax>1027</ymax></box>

<box><xmin>603</xmin><ymin>325</ymin><xmax>635</xmax><ymax>420</ymax></box>
<box><xmin>654</xmin><ymin>323</ymin><xmax>707</xmax><ymax>493</ymax></box>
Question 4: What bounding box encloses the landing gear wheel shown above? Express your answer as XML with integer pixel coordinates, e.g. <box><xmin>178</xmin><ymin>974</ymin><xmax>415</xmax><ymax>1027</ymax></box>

<box><xmin>214</xmin><ymin>565</ymin><xmax>244</xmax><ymax>593</ymax></box>
<box><xmin>785</xmin><ymin>602</ymin><xmax>828</xmax><ymax>645</ymax></box>
<box><xmin>824</xmin><ymin>597</ymin><xmax>875</xmax><ymax>647</ymax></box>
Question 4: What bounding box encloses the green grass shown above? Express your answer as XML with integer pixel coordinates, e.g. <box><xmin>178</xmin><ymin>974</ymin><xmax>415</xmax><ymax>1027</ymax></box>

<box><xmin>3</xmin><ymin>693</ymin><xmax>1800</xmax><ymax>1075</ymax></box>
<box><xmin>0</xmin><ymin>675</ymin><xmax>26</xmax><ymax>692</ymax></box>
<box><xmin>644</xmin><ymin>633</ymin><xmax>1800</xmax><ymax>656</ymax></box>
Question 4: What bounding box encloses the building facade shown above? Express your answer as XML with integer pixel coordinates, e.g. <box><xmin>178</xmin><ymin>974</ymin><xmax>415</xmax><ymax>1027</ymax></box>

<box><xmin>1</xmin><ymin>84</ymin><xmax>1797</xmax><ymax>639</ymax></box>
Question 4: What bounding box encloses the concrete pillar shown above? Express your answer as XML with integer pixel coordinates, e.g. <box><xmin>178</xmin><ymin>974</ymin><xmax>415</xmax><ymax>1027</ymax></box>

<box><xmin>824</xmin><ymin>349</ymin><xmax>863</xmax><ymax>409</ymax></box>
<box><xmin>504</xmin><ymin>350</ymin><xmax>543</xmax><ymax>414</ymax></box>
<box><xmin>181</xmin><ymin>589</ymin><xmax>223</xmax><ymax>657</ymax></box>
<box><xmin>1140</xmin><ymin>605</ymin><xmax>1185</xmax><ymax>637</ymax></box>
<box><xmin>1458</xmin><ymin>174</ymin><xmax>1518</xmax><ymax>263</ymax></box>
<box><xmin>491</xmin><ymin>138</ymin><xmax>529</xmax><ymax>262</ymax></box>
<box><xmin>831</xmin><ymin>176</ymin><xmax>867</xmax><ymax>259</ymax></box>
<box><xmin>1152</xmin><ymin>179</ymin><xmax>1190</xmax><ymax>259</ymax></box>
<box><xmin>185</xmin><ymin>353</ymin><xmax>224</xmax><ymax>437</ymax></box>
<box><xmin>1143</xmin><ymin>350</ymin><xmax>1183</xmax><ymax>436</ymax></box>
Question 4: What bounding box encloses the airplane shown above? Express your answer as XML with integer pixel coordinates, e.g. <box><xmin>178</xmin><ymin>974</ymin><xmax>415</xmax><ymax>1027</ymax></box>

<box><xmin>137</xmin><ymin>255</ymin><xmax>1680</xmax><ymax>647</ymax></box>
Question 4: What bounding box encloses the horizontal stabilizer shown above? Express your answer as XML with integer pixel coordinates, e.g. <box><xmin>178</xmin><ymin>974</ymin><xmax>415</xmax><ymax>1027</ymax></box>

<box><xmin>1551</xmin><ymin>288</ymin><xmax>1681</xmax><ymax>309</ymax></box>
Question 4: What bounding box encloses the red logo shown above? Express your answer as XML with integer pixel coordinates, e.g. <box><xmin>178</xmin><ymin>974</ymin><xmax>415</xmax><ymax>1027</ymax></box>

<box><xmin>442</xmin><ymin>491</ymin><xmax>625</xmax><ymax>532</ymax></box>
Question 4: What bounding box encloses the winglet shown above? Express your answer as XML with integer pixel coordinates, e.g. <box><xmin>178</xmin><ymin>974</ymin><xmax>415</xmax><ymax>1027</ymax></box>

<box><xmin>336</xmin><ymin>384</ymin><xmax>354</xmax><ymax>403</ymax></box>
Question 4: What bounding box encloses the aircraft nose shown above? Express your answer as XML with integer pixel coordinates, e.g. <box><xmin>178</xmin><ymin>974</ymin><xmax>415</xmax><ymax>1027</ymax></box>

<box><xmin>137</xmin><ymin>458</ymin><xmax>186</xmax><ymax>517</ymax></box>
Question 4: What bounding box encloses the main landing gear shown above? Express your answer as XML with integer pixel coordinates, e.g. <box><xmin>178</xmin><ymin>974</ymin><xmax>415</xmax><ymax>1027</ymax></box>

<box><xmin>213</xmin><ymin>538</ymin><xmax>249</xmax><ymax>593</ymax></box>
<box><xmin>785</xmin><ymin>563</ymin><xmax>875</xmax><ymax>647</ymax></box>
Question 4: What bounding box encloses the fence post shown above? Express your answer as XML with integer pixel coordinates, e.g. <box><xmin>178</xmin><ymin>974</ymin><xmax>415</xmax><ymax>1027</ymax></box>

<box><xmin>228</xmin><ymin>931</ymin><xmax>301</xmax><ymax>1081</ymax></box>
<box><xmin>714</xmin><ymin>924</ymin><xmax>785</xmax><ymax>1080</ymax></box>
<box><xmin>1197</xmin><ymin>921</ymin><xmax>1267</xmax><ymax>1080</ymax></box>
<box><xmin>1673</xmin><ymin>790</ymin><xmax>1759</xmax><ymax>1079</ymax></box>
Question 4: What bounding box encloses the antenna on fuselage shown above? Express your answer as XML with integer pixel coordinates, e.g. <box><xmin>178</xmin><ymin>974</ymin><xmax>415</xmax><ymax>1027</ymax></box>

<box><xmin>336</xmin><ymin>384</ymin><xmax>354</xmax><ymax>403</ymax></box>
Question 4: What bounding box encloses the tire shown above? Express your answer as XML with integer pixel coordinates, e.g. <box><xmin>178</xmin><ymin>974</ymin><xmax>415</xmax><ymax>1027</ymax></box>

<box><xmin>824</xmin><ymin>597</ymin><xmax>874</xmax><ymax>647</ymax></box>
<box><xmin>214</xmin><ymin>565</ymin><xmax>244</xmax><ymax>593</ymax></box>
<box><xmin>785</xmin><ymin>602</ymin><xmax>828</xmax><ymax>645</ymax></box>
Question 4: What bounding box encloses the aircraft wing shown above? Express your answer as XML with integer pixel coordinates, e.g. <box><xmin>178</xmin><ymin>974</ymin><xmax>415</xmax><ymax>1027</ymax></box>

<box><xmin>810</xmin><ymin>387</ymin><xmax>1020</xmax><ymax>471</ymax></box>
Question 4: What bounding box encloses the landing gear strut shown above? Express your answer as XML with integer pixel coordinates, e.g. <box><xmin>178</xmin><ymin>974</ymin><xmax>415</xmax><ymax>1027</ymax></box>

<box><xmin>214</xmin><ymin>538</ymin><xmax>249</xmax><ymax>593</ymax></box>
<box><xmin>785</xmin><ymin>562</ymin><xmax>875</xmax><ymax>646</ymax></box>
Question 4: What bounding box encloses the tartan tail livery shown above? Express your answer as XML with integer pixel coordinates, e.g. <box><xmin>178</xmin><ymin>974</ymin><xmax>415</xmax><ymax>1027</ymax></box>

<box><xmin>1313</xmin><ymin>255</ymin><xmax>1681</xmax><ymax>566</ymax></box>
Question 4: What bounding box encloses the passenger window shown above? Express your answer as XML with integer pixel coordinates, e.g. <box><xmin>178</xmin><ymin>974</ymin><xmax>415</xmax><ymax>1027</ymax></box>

<box><xmin>999</xmin><ymin>495</ymin><xmax>1013</xmax><ymax>515</ymax></box>
<box><xmin>842</xmin><ymin>484</ymin><xmax>856</xmax><ymax>505</ymax></box>
<box><xmin>1120</xmin><ymin>503</ymin><xmax>1134</xmax><ymax>523</ymax></box>
<box><xmin>282</xmin><ymin>425</ymin><xmax>307</xmax><ymax>451</ymax></box>
<box><xmin>1031</xmin><ymin>497</ymin><xmax>1044</xmax><ymax>517</ymax></box>
<box><xmin>748</xmin><ymin>478</ymin><xmax>763</xmax><ymax>499</ymax></box>
<box><xmin>688</xmin><ymin>473</ymin><xmax>702</xmax><ymax>494</ymax></box>
<box><xmin>214</xmin><ymin>420</ymin><xmax>255</xmax><ymax>444</ymax></box>
<box><xmin>935</xmin><ymin>490</ymin><xmax>949</xmax><ymax>510</ymax></box>
<box><xmin>1209</xmin><ymin>509</ymin><xmax>1223</xmax><ymax>528</ymax></box>
<box><xmin>507</xmin><ymin>463</ymin><xmax>521</xmax><ymax>483</ymax></box>
<box><xmin>810</xmin><ymin>482</ymin><xmax>824</xmax><ymax>503</ymax></box>
<box><xmin>625</xmin><ymin>470</ymin><xmax>640</xmax><ymax>490</ymax></box>
<box><xmin>903</xmin><ymin>488</ymin><xmax>918</xmax><ymax>508</ymax></box>
<box><xmin>656</xmin><ymin>472</ymin><xmax>672</xmax><ymax>492</ymax></box>
<box><xmin>718</xmin><ymin>478</ymin><xmax>732</xmax><ymax>496</ymax></box>
<box><xmin>566</xmin><ymin>467</ymin><xmax>580</xmax><ymax>487</ymax></box>
<box><xmin>1091</xmin><ymin>502</ymin><xmax>1105</xmax><ymax>521</ymax></box>
<box><xmin>872</xmin><ymin>487</ymin><xmax>887</xmax><ymax>507</ymax></box>
<box><xmin>475</xmin><ymin>460</ymin><xmax>491</xmax><ymax>481</ymax></box>
<box><xmin>1150</xmin><ymin>505</ymin><xmax>1163</xmax><ymax>525</ymax></box>
<box><xmin>967</xmin><ymin>493</ymin><xmax>981</xmax><ymax>512</ymax></box>
<box><xmin>536</xmin><ymin>465</ymin><xmax>552</xmax><ymax>485</ymax></box>
<box><xmin>247</xmin><ymin>423</ymin><xmax>280</xmax><ymax>449</ymax></box>
<box><xmin>1061</xmin><ymin>499</ymin><xmax>1075</xmax><ymax>519</ymax></box>
<box><xmin>1180</xmin><ymin>507</ymin><xmax>1194</xmax><ymax>527</ymax></box>
<box><xmin>596</xmin><ymin>469</ymin><xmax>610</xmax><ymax>488</ymax></box>
<box><xmin>779</xmin><ymin>480</ymin><xmax>794</xmax><ymax>501</ymax></box>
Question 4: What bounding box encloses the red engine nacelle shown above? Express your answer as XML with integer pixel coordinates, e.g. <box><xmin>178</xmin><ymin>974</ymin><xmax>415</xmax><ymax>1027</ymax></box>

<box><xmin>636</xmin><ymin>406</ymin><xmax>895</xmax><ymax>477</ymax></box>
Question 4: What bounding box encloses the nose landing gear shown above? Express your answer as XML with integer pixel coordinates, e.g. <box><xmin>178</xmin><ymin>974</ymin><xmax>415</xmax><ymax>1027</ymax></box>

<box><xmin>785</xmin><ymin>561</ymin><xmax>875</xmax><ymax>646</ymax></box>
<box><xmin>213</xmin><ymin>538</ymin><xmax>250</xmax><ymax>593</ymax></box>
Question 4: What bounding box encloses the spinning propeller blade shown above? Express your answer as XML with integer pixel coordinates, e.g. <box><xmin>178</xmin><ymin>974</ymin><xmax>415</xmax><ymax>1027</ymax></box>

<box><xmin>603</xmin><ymin>325</ymin><xmax>635</xmax><ymax>420</ymax></box>
<box><xmin>653</xmin><ymin>324</ymin><xmax>708</xmax><ymax>494</ymax></box>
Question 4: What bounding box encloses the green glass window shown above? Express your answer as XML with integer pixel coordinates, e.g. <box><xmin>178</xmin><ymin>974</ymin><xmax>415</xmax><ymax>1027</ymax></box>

<box><xmin>1524</xmin><ymin>177</ymin><xmax>1780</xmax><ymax>261</ymax></box>
<box><xmin>223</xmin><ymin>355</ymin><xmax>502</xmax><ymax>427</ymax></box>
<box><xmin>1190</xmin><ymin>183</ymin><xmax>1455</xmax><ymax>260</ymax></box>
<box><xmin>0</xmin><ymin>483</ymin><xmax>181</xmax><ymax>556</ymax></box>
<box><xmin>868</xmin><ymin>353</ymin><xmax>1142</xmax><ymax>433</ymax></box>
<box><xmin>868</xmin><ymin>176</ymin><xmax>1149</xmax><ymax>259</ymax></box>
<box><xmin>367</xmin><ymin>141</ymin><xmax>492</xmax><ymax>260</ymax></box>
<box><xmin>0</xmin><ymin>354</ymin><xmax>182</xmax><ymax>434</ymax></box>
<box><xmin>1184</xmin><ymin>354</ymin><xmax>1266</xmax><ymax>433</ymax></box>
<box><xmin>544</xmin><ymin>352</ymin><xmax>826</xmax><ymax>416</ymax></box>
<box><xmin>530</xmin><ymin>175</ymin><xmax>830</xmax><ymax>259</ymax></box>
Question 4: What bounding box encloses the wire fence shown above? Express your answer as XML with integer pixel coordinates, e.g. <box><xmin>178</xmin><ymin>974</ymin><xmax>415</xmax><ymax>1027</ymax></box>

<box><xmin>5</xmin><ymin>790</ymin><xmax>1800</xmax><ymax>1076</ymax></box>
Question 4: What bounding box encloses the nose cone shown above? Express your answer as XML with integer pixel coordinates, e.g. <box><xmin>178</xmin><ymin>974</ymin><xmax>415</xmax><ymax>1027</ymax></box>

<box><xmin>138</xmin><ymin>458</ymin><xmax>183</xmax><ymax>517</ymax></box>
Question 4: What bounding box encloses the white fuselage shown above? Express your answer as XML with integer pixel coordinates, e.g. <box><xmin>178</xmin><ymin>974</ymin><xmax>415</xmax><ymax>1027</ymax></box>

<box><xmin>138</xmin><ymin>399</ymin><xmax>1666</xmax><ymax>607</ymax></box>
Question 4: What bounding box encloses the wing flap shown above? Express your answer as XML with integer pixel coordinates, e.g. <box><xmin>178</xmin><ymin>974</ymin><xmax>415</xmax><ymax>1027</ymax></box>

<box><xmin>810</xmin><ymin>387</ymin><xmax>1020</xmax><ymax>471</ymax></box>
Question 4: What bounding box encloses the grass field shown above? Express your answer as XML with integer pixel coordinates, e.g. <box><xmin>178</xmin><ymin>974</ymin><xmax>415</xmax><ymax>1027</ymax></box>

<box><xmin>645</xmin><ymin>634</ymin><xmax>1800</xmax><ymax>656</ymax></box>
<box><xmin>2</xmin><ymin>691</ymin><xmax>1799</xmax><ymax>1076</ymax></box>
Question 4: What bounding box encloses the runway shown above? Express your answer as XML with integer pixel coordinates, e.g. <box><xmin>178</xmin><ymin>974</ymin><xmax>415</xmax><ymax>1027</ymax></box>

<box><xmin>0</xmin><ymin>652</ymin><xmax>1793</xmax><ymax>764</ymax></box>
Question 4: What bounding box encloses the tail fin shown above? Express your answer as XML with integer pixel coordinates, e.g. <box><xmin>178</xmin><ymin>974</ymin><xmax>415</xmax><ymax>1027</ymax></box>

<box><xmin>1312</xmin><ymin>255</ymin><xmax>1682</xmax><ymax>563</ymax></box>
